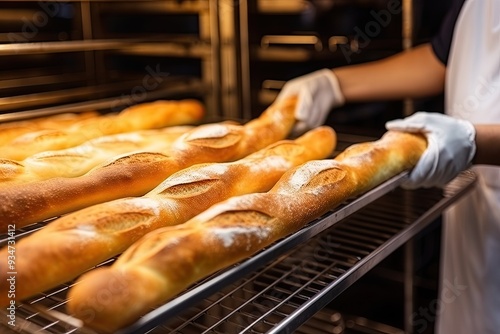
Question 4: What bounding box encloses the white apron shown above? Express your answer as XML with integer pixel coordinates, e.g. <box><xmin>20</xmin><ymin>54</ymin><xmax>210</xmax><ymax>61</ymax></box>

<box><xmin>437</xmin><ymin>0</ymin><xmax>500</xmax><ymax>333</ymax></box>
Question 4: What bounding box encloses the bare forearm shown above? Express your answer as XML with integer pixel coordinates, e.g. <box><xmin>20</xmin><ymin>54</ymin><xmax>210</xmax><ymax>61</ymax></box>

<box><xmin>333</xmin><ymin>43</ymin><xmax>446</xmax><ymax>103</ymax></box>
<box><xmin>473</xmin><ymin>124</ymin><xmax>500</xmax><ymax>166</ymax></box>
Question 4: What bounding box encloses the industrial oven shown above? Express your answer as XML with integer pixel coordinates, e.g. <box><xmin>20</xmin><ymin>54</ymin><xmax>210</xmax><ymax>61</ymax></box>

<box><xmin>0</xmin><ymin>1</ymin><xmax>468</xmax><ymax>333</ymax></box>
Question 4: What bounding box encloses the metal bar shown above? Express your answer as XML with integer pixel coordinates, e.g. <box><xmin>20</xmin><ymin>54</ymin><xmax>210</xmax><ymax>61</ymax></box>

<box><xmin>0</xmin><ymin>78</ymin><xmax>205</xmax><ymax>121</ymax></box>
<box><xmin>238</xmin><ymin>0</ymin><xmax>252</xmax><ymax>120</ymax></box>
<box><xmin>201</xmin><ymin>266</ymin><xmax>301</xmax><ymax>334</ymax></box>
<box><xmin>170</xmin><ymin>269</ymin><xmax>277</xmax><ymax>333</ymax></box>
<box><xmin>0</xmin><ymin>40</ymin><xmax>130</xmax><ymax>55</ymax></box>
<box><xmin>0</xmin><ymin>39</ymin><xmax>209</xmax><ymax>56</ymax></box>
<box><xmin>404</xmin><ymin>240</ymin><xmax>415</xmax><ymax>334</ymax></box>
<box><xmin>240</xmin><ymin>261</ymin><xmax>335</xmax><ymax>333</ymax></box>
<box><xmin>95</xmin><ymin>1</ymin><xmax>209</xmax><ymax>13</ymax></box>
<box><xmin>260</xmin><ymin>35</ymin><xmax>323</xmax><ymax>51</ymax></box>
<box><xmin>0</xmin><ymin>73</ymin><xmax>88</xmax><ymax>90</ymax></box>
<box><xmin>207</xmin><ymin>0</ymin><xmax>222</xmax><ymax>118</ymax></box>
<box><xmin>403</xmin><ymin>0</ymin><xmax>415</xmax><ymax>117</ymax></box>
<box><xmin>154</xmin><ymin>256</ymin><xmax>294</xmax><ymax>333</ymax></box>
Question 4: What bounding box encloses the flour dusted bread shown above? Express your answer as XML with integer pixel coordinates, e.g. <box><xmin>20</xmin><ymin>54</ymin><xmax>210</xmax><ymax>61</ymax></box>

<box><xmin>0</xmin><ymin>126</ymin><xmax>335</xmax><ymax>307</ymax></box>
<box><xmin>0</xmin><ymin>99</ymin><xmax>205</xmax><ymax>160</ymax></box>
<box><xmin>0</xmin><ymin>111</ymin><xmax>99</xmax><ymax>146</ymax></box>
<box><xmin>66</xmin><ymin>130</ymin><xmax>426</xmax><ymax>333</ymax></box>
<box><xmin>0</xmin><ymin>96</ymin><xmax>298</xmax><ymax>232</ymax></box>
<box><xmin>0</xmin><ymin>126</ymin><xmax>192</xmax><ymax>187</ymax></box>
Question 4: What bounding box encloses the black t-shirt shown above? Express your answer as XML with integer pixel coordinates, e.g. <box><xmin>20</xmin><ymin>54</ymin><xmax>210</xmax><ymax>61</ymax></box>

<box><xmin>431</xmin><ymin>0</ymin><xmax>466</xmax><ymax>64</ymax></box>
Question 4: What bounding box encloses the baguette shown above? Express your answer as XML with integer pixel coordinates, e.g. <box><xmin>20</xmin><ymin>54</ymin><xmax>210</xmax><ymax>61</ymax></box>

<box><xmin>0</xmin><ymin>96</ymin><xmax>298</xmax><ymax>232</ymax></box>
<box><xmin>0</xmin><ymin>126</ymin><xmax>336</xmax><ymax>307</ymax></box>
<box><xmin>0</xmin><ymin>99</ymin><xmax>205</xmax><ymax>160</ymax></box>
<box><xmin>0</xmin><ymin>111</ymin><xmax>99</xmax><ymax>146</ymax></box>
<box><xmin>66</xmin><ymin>130</ymin><xmax>427</xmax><ymax>333</ymax></box>
<box><xmin>0</xmin><ymin>126</ymin><xmax>193</xmax><ymax>187</ymax></box>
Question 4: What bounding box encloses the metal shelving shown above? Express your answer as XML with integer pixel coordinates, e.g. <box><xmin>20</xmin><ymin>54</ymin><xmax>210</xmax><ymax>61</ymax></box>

<box><xmin>0</xmin><ymin>0</ymin><xmax>221</xmax><ymax>117</ymax></box>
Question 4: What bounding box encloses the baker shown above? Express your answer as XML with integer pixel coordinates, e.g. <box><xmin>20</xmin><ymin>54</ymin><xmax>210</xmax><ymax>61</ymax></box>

<box><xmin>275</xmin><ymin>0</ymin><xmax>500</xmax><ymax>333</ymax></box>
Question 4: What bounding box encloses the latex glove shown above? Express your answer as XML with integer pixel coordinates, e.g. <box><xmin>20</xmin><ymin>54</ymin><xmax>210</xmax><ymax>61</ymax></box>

<box><xmin>276</xmin><ymin>69</ymin><xmax>345</xmax><ymax>135</ymax></box>
<box><xmin>386</xmin><ymin>112</ymin><xmax>476</xmax><ymax>189</ymax></box>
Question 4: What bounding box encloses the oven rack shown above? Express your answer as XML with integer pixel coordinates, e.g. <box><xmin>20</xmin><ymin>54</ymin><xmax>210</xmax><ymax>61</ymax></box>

<box><xmin>126</xmin><ymin>170</ymin><xmax>476</xmax><ymax>334</ymax></box>
<box><xmin>0</xmin><ymin>0</ymin><xmax>225</xmax><ymax>118</ymax></box>
<box><xmin>0</xmin><ymin>167</ymin><xmax>476</xmax><ymax>334</ymax></box>
<box><xmin>0</xmin><ymin>76</ymin><xmax>208</xmax><ymax>123</ymax></box>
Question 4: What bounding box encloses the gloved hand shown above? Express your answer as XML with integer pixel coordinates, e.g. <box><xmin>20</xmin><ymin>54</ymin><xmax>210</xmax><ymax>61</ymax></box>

<box><xmin>386</xmin><ymin>112</ymin><xmax>476</xmax><ymax>189</ymax></box>
<box><xmin>276</xmin><ymin>69</ymin><xmax>345</xmax><ymax>135</ymax></box>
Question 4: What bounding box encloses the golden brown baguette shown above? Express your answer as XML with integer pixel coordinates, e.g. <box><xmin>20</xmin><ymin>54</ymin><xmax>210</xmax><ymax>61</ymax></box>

<box><xmin>0</xmin><ymin>96</ymin><xmax>298</xmax><ymax>232</ymax></box>
<box><xmin>0</xmin><ymin>111</ymin><xmax>99</xmax><ymax>146</ymax></box>
<box><xmin>0</xmin><ymin>126</ymin><xmax>193</xmax><ymax>187</ymax></box>
<box><xmin>0</xmin><ymin>126</ymin><xmax>335</xmax><ymax>307</ymax></box>
<box><xmin>0</xmin><ymin>99</ymin><xmax>205</xmax><ymax>160</ymax></box>
<box><xmin>66</xmin><ymin>130</ymin><xmax>426</xmax><ymax>333</ymax></box>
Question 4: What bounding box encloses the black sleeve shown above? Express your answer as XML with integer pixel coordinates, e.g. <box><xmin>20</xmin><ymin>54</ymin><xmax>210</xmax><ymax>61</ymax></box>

<box><xmin>431</xmin><ymin>0</ymin><xmax>466</xmax><ymax>64</ymax></box>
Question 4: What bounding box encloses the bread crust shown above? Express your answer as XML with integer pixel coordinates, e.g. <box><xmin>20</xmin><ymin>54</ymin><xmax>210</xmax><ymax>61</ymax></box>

<box><xmin>0</xmin><ymin>126</ymin><xmax>192</xmax><ymax>187</ymax></box>
<box><xmin>0</xmin><ymin>99</ymin><xmax>204</xmax><ymax>160</ymax></box>
<box><xmin>66</xmin><ymin>130</ymin><xmax>427</xmax><ymax>332</ymax></box>
<box><xmin>0</xmin><ymin>126</ymin><xmax>335</xmax><ymax>307</ymax></box>
<box><xmin>0</xmin><ymin>111</ymin><xmax>99</xmax><ymax>146</ymax></box>
<box><xmin>0</xmin><ymin>97</ymin><xmax>298</xmax><ymax>232</ymax></box>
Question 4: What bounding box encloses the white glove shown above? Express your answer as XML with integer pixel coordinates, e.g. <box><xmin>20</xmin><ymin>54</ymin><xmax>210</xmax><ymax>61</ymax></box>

<box><xmin>276</xmin><ymin>69</ymin><xmax>345</xmax><ymax>135</ymax></box>
<box><xmin>386</xmin><ymin>112</ymin><xmax>476</xmax><ymax>189</ymax></box>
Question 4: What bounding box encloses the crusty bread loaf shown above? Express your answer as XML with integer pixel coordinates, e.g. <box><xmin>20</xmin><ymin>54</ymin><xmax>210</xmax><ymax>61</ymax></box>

<box><xmin>0</xmin><ymin>111</ymin><xmax>99</xmax><ymax>146</ymax></box>
<box><xmin>0</xmin><ymin>126</ymin><xmax>193</xmax><ymax>187</ymax></box>
<box><xmin>0</xmin><ymin>126</ymin><xmax>336</xmax><ymax>307</ymax></box>
<box><xmin>0</xmin><ymin>99</ymin><xmax>205</xmax><ymax>160</ymax></box>
<box><xmin>66</xmin><ymin>130</ymin><xmax>427</xmax><ymax>333</ymax></box>
<box><xmin>0</xmin><ymin>96</ymin><xmax>298</xmax><ymax>232</ymax></box>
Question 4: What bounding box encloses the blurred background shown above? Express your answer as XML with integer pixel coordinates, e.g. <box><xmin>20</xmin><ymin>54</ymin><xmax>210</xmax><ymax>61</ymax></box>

<box><xmin>0</xmin><ymin>0</ymin><xmax>451</xmax><ymax>132</ymax></box>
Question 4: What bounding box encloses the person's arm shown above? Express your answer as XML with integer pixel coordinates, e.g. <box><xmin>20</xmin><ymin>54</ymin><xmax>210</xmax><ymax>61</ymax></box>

<box><xmin>334</xmin><ymin>43</ymin><xmax>446</xmax><ymax>102</ymax></box>
<box><xmin>276</xmin><ymin>43</ymin><xmax>446</xmax><ymax>134</ymax></box>
<box><xmin>473</xmin><ymin>124</ymin><xmax>500</xmax><ymax>165</ymax></box>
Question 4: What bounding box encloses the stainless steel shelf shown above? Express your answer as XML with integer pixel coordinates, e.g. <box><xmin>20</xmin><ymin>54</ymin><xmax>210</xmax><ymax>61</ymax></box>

<box><xmin>96</xmin><ymin>1</ymin><xmax>210</xmax><ymax>13</ymax></box>
<box><xmin>0</xmin><ymin>39</ymin><xmax>210</xmax><ymax>56</ymax></box>
<box><xmin>0</xmin><ymin>76</ymin><xmax>207</xmax><ymax>121</ymax></box>
<box><xmin>256</xmin><ymin>0</ymin><xmax>309</xmax><ymax>14</ymax></box>
<box><xmin>115</xmin><ymin>41</ymin><xmax>212</xmax><ymax>58</ymax></box>
<box><xmin>0</xmin><ymin>0</ymin><xmax>222</xmax><ymax>117</ymax></box>
<box><xmin>296</xmin><ymin>309</ymin><xmax>405</xmax><ymax>334</ymax></box>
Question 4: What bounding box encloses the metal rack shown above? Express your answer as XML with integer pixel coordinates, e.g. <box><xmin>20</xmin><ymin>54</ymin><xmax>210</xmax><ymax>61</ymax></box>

<box><xmin>140</xmin><ymin>171</ymin><xmax>475</xmax><ymax>334</ymax></box>
<box><xmin>0</xmin><ymin>0</ymin><xmax>225</xmax><ymax>118</ymax></box>
<box><xmin>0</xmin><ymin>133</ymin><xmax>476</xmax><ymax>333</ymax></box>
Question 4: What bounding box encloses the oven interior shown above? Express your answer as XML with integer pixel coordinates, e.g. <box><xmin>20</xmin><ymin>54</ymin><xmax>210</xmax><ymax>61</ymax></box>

<box><xmin>0</xmin><ymin>1</ymin><xmax>458</xmax><ymax>333</ymax></box>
